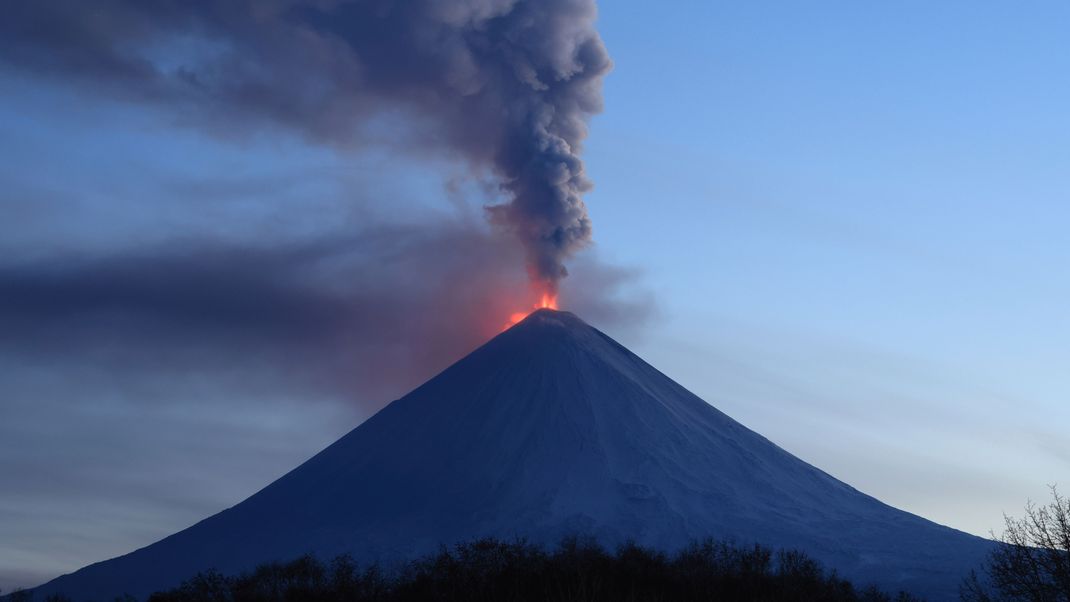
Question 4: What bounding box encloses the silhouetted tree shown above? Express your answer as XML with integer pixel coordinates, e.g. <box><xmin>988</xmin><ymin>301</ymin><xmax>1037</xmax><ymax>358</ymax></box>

<box><xmin>962</xmin><ymin>486</ymin><xmax>1070</xmax><ymax>602</ymax></box>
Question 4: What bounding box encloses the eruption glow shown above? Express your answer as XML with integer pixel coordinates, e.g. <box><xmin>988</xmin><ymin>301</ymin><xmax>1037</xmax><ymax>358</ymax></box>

<box><xmin>503</xmin><ymin>293</ymin><xmax>559</xmax><ymax>331</ymax></box>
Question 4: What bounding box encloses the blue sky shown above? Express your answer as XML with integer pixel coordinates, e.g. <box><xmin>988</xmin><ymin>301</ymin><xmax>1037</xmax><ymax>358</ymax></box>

<box><xmin>2</xmin><ymin>0</ymin><xmax>1068</xmax><ymax>592</ymax></box>
<box><xmin>586</xmin><ymin>0</ymin><xmax>1069</xmax><ymax>538</ymax></box>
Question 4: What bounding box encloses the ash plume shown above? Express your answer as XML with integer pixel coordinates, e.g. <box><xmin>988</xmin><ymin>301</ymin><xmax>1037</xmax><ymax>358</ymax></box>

<box><xmin>0</xmin><ymin>220</ymin><xmax>652</xmax><ymax>411</ymax></box>
<box><xmin>0</xmin><ymin>0</ymin><xmax>611</xmax><ymax>294</ymax></box>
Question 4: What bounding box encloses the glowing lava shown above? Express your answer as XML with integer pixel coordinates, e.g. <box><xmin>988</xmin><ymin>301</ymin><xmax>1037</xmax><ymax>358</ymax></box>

<box><xmin>503</xmin><ymin>294</ymin><xmax>558</xmax><ymax>330</ymax></box>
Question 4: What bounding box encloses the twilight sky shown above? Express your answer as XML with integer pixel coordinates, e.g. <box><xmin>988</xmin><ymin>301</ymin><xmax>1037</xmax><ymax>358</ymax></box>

<box><xmin>2</xmin><ymin>0</ymin><xmax>1069</xmax><ymax>592</ymax></box>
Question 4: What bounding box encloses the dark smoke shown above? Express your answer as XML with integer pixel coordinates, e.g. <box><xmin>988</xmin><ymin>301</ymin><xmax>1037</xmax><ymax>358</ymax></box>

<box><xmin>0</xmin><ymin>0</ymin><xmax>611</xmax><ymax>294</ymax></box>
<box><xmin>0</xmin><ymin>222</ymin><xmax>651</xmax><ymax>409</ymax></box>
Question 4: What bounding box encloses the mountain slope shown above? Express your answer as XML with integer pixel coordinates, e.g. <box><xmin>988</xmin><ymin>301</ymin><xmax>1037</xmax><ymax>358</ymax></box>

<box><xmin>32</xmin><ymin>309</ymin><xmax>991</xmax><ymax>600</ymax></box>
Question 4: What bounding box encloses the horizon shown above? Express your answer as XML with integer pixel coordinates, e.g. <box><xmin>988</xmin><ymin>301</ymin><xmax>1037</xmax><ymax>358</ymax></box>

<box><xmin>2</xmin><ymin>0</ymin><xmax>1067</xmax><ymax>596</ymax></box>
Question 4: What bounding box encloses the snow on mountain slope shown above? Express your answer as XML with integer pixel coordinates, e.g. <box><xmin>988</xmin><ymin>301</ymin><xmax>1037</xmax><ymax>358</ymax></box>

<box><xmin>30</xmin><ymin>309</ymin><xmax>991</xmax><ymax>600</ymax></box>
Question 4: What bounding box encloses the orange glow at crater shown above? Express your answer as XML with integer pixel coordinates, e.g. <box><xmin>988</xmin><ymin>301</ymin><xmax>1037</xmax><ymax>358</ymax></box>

<box><xmin>502</xmin><ymin>293</ymin><xmax>559</xmax><ymax>330</ymax></box>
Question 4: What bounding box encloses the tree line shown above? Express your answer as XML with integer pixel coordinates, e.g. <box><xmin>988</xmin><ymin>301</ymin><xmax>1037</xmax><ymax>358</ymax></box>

<box><xmin>143</xmin><ymin>537</ymin><xmax>922</xmax><ymax>602</ymax></box>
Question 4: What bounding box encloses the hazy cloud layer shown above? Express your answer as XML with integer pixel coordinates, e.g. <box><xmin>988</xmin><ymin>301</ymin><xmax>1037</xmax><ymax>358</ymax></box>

<box><xmin>0</xmin><ymin>223</ymin><xmax>650</xmax><ymax>410</ymax></box>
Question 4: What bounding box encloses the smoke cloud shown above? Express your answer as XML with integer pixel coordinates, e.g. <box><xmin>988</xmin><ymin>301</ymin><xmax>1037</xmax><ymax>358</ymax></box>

<box><xmin>0</xmin><ymin>220</ymin><xmax>651</xmax><ymax>409</ymax></box>
<box><xmin>0</xmin><ymin>0</ymin><xmax>611</xmax><ymax>294</ymax></box>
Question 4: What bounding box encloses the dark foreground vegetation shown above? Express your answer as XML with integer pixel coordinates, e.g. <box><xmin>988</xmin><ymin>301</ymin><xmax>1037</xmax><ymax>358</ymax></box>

<box><xmin>6</xmin><ymin>537</ymin><xmax>921</xmax><ymax>601</ymax></box>
<box><xmin>114</xmin><ymin>538</ymin><xmax>918</xmax><ymax>602</ymax></box>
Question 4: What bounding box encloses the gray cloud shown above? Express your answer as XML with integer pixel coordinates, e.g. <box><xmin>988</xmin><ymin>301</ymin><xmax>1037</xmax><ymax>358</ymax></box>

<box><xmin>0</xmin><ymin>0</ymin><xmax>611</xmax><ymax>294</ymax></box>
<box><xmin>0</xmin><ymin>220</ymin><xmax>651</xmax><ymax>409</ymax></box>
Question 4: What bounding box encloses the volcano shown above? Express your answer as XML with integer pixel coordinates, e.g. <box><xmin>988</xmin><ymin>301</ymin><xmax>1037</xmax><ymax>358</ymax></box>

<box><xmin>31</xmin><ymin>309</ymin><xmax>990</xmax><ymax>600</ymax></box>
